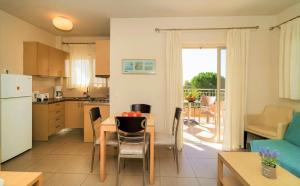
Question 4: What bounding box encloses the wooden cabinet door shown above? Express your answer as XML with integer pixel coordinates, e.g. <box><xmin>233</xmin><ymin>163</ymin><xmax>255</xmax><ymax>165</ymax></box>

<box><xmin>23</xmin><ymin>42</ymin><xmax>38</xmax><ymax>75</ymax></box>
<box><xmin>65</xmin><ymin>101</ymin><xmax>83</xmax><ymax>128</ymax></box>
<box><xmin>58</xmin><ymin>51</ymin><xmax>66</xmax><ymax>77</ymax></box>
<box><xmin>49</xmin><ymin>47</ymin><xmax>66</xmax><ymax>77</ymax></box>
<box><xmin>95</xmin><ymin>39</ymin><xmax>110</xmax><ymax>76</ymax></box>
<box><xmin>48</xmin><ymin>47</ymin><xmax>60</xmax><ymax>77</ymax></box>
<box><xmin>37</xmin><ymin>43</ymin><xmax>49</xmax><ymax>76</ymax></box>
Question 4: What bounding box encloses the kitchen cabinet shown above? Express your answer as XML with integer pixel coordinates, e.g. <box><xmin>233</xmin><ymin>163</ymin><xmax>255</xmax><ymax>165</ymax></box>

<box><xmin>65</xmin><ymin>101</ymin><xmax>84</xmax><ymax>128</ymax></box>
<box><xmin>23</xmin><ymin>42</ymin><xmax>67</xmax><ymax>77</ymax></box>
<box><xmin>83</xmin><ymin>104</ymin><xmax>110</xmax><ymax>142</ymax></box>
<box><xmin>23</xmin><ymin>42</ymin><xmax>49</xmax><ymax>76</ymax></box>
<box><xmin>33</xmin><ymin>102</ymin><xmax>65</xmax><ymax>141</ymax></box>
<box><xmin>95</xmin><ymin>39</ymin><xmax>110</xmax><ymax>76</ymax></box>
<box><xmin>48</xmin><ymin>47</ymin><xmax>67</xmax><ymax>77</ymax></box>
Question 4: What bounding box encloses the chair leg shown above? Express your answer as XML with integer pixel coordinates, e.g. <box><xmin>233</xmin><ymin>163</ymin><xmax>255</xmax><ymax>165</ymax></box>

<box><xmin>90</xmin><ymin>145</ymin><xmax>95</xmax><ymax>173</ymax></box>
<box><xmin>145</xmin><ymin>150</ymin><xmax>148</xmax><ymax>171</ymax></box>
<box><xmin>114</xmin><ymin>147</ymin><xmax>118</xmax><ymax>158</ymax></box>
<box><xmin>172</xmin><ymin>146</ymin><xmax>176</xmax><ymax>161</ymax></box>
<box><xmin>244</xmin><ymin>131</ymin><xmax>248</xmax><ymax>149</ymax></box>
<box><xmin>117</xmin><ymin>156</ymin><xmax>120</xmax><ymax>186</ymax></box>
<box><xmin>143</xmin><ymin>157</ymin><xmax>146</xmax><ymax>186</ymax></box>
<box><xmin>175</xmin><ymin>147</ymin><xmax>179</xmax><ymax>174</ymax></box>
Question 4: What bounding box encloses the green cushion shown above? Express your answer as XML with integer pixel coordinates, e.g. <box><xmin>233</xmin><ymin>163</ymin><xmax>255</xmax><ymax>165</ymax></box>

<box><xmin>284</xmin><ymin>112</ymin><xmax>300</xmax><ymax>147</ymax></box>
<box><xmin>251</xmin><ymin>139</ymin><xmax>300</xmax><ymax>178</ymax></box>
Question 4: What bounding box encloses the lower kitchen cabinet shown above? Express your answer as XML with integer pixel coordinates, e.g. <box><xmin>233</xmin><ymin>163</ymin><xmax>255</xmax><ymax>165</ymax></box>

<box><xmin>33</xmin><ymin>102</ymin><xmax>65</xmax><ymax>141</ymax></box>
<box><xmin>65</xmin><ymin>101</ymin><xmax>84</xmax><ymax>128</ymax></box>
<box><xmin>83</xmin><ymin>104</ymin><xmax>110</xmax><ymax>142</ymax></box>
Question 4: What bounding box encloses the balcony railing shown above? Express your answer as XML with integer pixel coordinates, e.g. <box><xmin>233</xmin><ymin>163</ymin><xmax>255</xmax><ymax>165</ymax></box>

<box><xmin>183</xmin><ymin>88</ymin><xmax>225</xmax><ymax>100</ymax></box>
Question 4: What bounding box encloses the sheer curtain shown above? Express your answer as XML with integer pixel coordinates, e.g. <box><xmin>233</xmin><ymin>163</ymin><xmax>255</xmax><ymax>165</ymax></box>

<box><xmin>279</xmin><ymin>18</ymin><xmax>300</xmax><ymax>100</ymax></box>
<box><xmin>63</xmin><ymin>44</ymin><xmax>96</xmax><ymax>88</ymax></box>
<box><xmin>223</xmin><ymin>29</ymin><xmax>250</xmax><ymax>151</ymax></box>
<box><xmin>165</xmin><ymin>31</ymin><xmax>184</xmax><ymax>149</ymax></box>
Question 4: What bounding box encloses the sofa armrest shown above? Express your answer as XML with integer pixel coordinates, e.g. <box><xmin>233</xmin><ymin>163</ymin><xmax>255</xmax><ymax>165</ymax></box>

<box><xmin>276</xmin><ymin>122</ymin><xmax>289</xmax><ymax>139</ymax></box>
<box><xmin>246</xmin><ymin>114</ymin><xmax>265</xmax><ymax>128</ymax></box>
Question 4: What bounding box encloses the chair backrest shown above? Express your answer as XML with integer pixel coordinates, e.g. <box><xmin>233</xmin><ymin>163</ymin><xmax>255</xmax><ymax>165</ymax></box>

<box><xmin>200</xmin><ymin>96</ymin><xmax>216</xmax><ymax>106</ymax></box>
<box><xmin>172</xmin><ymin>108</ymin><xmax>182</xmax><ymax>143</ymax></box>
<box><xmin>115</xmin><ymin>117</ymin><xmax>147</xmax><ymax>150</ymax></box>
<box><xmin>131</xmin><ymin>104</ymin><xmax>151</xmax><ymax>113</ymax></box>
<box><xmin>89</xmin><ymin>107</ymin><xmax>101</xmax><ymax>143</ymax></box>
<box><xmin>115</xmin><ymin>116</ymin><xmax>147</xmax><ymax>133</ymax></box>
<box><xmin>263</xmin><ymin>105</ymin><xmax>293</xmax><ymax>125</ymax></box>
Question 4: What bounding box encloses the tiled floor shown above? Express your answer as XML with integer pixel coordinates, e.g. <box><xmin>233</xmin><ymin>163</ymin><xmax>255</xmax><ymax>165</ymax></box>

<box><xmin>1</xmin><ymin>128</ymin><xmax>220</xmax><ymax>186</ymax></box>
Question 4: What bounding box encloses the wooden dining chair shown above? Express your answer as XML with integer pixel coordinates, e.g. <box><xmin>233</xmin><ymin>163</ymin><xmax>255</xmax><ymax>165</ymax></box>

<box><xmin>131</xmin><ymin>104</ymin><xmax>151</xmax><ymax>113</ymax></box>
<box><xmin>115</xmin><ymin>116</ymin><xmax>149</xmax><ymax>186</ymax></box>
<box><xmin>154</xmin><ymin>107</ymin><xmax>182</xmax><ymax>173</ymax></box>
<box><xmin>89</xmin><ymin>107</ymin><xmax>118</xmax><ymax>172</ymax></box>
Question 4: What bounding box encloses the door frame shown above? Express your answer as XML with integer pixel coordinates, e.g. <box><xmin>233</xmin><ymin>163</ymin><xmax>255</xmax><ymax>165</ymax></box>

<box><xmin>182</xmin><ymin>45</ymin><xmax>226</xmax><ymax>142</ymax></box>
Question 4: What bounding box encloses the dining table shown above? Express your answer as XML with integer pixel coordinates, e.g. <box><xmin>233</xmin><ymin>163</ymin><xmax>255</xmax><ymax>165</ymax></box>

<box><xmin>99</xmin><ymin>113</ymin><xmax>155</xmax><ymax>184</ymax></box>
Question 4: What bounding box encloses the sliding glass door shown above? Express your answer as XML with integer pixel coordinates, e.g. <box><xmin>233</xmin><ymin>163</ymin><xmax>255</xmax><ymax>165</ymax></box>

<box><xmin>182</xmin><ymin>47</ymin><xmax>226</xmax><ymax>143</ymax></box>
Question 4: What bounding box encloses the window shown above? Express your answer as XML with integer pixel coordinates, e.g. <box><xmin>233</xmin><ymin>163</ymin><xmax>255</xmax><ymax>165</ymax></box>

<box><xmin>64</xmin><ymin>44</ymin><xmax>107</xmax><ymax>88</ymax></box>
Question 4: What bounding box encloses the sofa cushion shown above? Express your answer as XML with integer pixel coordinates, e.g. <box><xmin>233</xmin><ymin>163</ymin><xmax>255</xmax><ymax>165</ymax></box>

<box><xmin>284</xmin><ymin>112</ymin><xmax>300</xmax><ymax>147</ymax></box>
<box><xmin>246</xmin><ymin>124</ymin><xmax>277</xmax><ymax>137</ymax></box>
<box><xmin>251</xmin><ymin>139</ymin><xmax>300</xmax><ymax>178</ymax></box>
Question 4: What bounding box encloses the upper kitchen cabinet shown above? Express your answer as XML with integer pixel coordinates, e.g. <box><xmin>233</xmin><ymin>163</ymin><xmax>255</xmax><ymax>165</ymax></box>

<box><xmin>23</xmin><ymin>42</ymin><xmax>49</xmax><ymax>76</ymax></box>
<box><xmin>23</xmin><ymin>42</ymin><xmax>67</xmax><ymax>77</ymax></box>
<box><xmin>95</xmin><ymin>39</ymin><xmax>110</xmax><ymax>77</ymax></box>
<box><xmin>49</xmin><ymin>47</ymin><xmax>67</xmax><ymax>77</ymax></box>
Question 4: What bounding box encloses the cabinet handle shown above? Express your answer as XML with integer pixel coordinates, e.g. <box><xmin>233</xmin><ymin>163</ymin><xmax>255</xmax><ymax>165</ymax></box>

<box><xmin>56</xmin><ymin>118</ymin><xmax>60</xmax><ymax>121</ymax></box>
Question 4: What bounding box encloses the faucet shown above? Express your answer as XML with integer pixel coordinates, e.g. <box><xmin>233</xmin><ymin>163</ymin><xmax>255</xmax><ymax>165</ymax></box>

<box><xmin>84</xmin><ymin>86</ymin><xmax>90</xmax><ymax>98</ymax></box>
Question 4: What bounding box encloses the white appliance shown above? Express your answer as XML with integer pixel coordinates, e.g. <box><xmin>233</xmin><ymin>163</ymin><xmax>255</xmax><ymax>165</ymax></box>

<box><xmin>0</xmin><ymin>74</ymin><xmax>32</xmax><ymax>162</ymax></box>
<box><xmin>37</xmin><ymin>93</ymin><xmax>49</xmax><ymax>102</ymax></box>
<box><xmin>54</xmin><ymin>86</ymin><xmax>63</xmax><ymax>99</ymax></box>
<box><xmin>32</xmin><ymin>91</ymin><xmax>40</xmax><ymax>102</ymax></box>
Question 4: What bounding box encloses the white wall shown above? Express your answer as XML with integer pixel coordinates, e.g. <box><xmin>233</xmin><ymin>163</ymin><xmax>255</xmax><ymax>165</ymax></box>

<box><xmin>0</xmin><ymin>10</ymin><xmax>57</xmax><ymax>74</ymax></box>
<box><xmin>110</xmin><ymin>16</ymin><xmax>277</xmax><ymax>132</ymax></box>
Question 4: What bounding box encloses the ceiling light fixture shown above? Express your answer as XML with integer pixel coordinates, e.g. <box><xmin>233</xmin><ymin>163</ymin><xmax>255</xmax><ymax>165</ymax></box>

<box><xmin>52</xmin><ymin>16</ymin><xmax>73</xmax><ymax>31</ymax></box>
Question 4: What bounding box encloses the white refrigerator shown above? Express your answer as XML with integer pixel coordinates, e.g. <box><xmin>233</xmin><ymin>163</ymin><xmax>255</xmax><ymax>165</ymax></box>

<box><xmin>0</xmin><ymin>74</ymin><xmax>32</xmax><ymax>162</ymax></box>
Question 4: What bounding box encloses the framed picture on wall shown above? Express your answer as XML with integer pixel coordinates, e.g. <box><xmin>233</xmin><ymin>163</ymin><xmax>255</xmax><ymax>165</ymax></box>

<box><xmin>122</xmin><ymin>59</ymin><xmax>156</xmax><ymax>74</ymax></box>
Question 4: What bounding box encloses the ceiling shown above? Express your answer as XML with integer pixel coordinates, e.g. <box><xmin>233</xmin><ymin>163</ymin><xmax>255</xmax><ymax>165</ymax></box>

<box><xmin>0</xmin><ymin>0</ymin><xmax>298</xmax><ymax>36</ymax></box>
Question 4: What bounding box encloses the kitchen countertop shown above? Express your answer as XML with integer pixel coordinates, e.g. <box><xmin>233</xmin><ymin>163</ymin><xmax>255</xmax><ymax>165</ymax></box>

<box><xmin>33</xmin><ymin>97</ymin><xmax>109</xmax><ymax>105</ymax></box>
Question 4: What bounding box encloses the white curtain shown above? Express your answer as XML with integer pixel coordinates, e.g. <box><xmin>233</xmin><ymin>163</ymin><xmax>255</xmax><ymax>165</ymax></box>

<box><xmin>223</xmin><ymin>29</ymin><xmax>250</xmax><ymax>151</ymax></box>
<box><xmin>165</xmin><ymin>31</ymin><xmax>184</xmax><ymax>149</ymax></box>
<box><xmin>63</xmin><ymin>44</ymin><xmax>96</xmax><ymax>88</ymax></box>
<box><xmin>279</xmin><ymin>18</ymin><xmax>300</xmax><ymax>100</ymax></box>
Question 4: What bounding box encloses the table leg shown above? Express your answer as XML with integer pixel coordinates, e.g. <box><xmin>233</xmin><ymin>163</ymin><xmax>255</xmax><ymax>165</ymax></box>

<box><xmin>149</xmin><ymin>127</ymin><xmax>155</xmax><ymax>184</ymax></box>
<box><xmin>217</xmin><ymin>154</ymin><xmax>223</xmax><ymax>186</ymax></box>
<box><xmin>100</xmin><ymin>127</ymin><xmax>107</xmax><ymax>182</ymax></box>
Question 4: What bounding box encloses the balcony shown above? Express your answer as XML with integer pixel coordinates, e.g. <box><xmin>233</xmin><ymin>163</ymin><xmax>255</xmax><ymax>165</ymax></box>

<box><xmin>183</xmin><ymin>88</ymin><xmax>225</xmax><ymax>143</ymax></box>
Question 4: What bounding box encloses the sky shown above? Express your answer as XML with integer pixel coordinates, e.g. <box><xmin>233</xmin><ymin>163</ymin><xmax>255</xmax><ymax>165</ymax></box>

<box><xmin>182</xmin><ymin>48</ymin><xmax>226</xmax><ymax>82</ymax></box>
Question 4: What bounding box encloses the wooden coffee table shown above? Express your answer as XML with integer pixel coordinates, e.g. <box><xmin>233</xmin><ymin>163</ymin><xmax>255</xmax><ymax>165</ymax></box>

<box><xmin>0</xmin><ymin>171</ymin><xmax>43</xmax><ymax>186</ymax></box>
<box><xmin>218</xmin><ymin>152</ymin><xmax>300</xmax><ymax>186</ymax></box>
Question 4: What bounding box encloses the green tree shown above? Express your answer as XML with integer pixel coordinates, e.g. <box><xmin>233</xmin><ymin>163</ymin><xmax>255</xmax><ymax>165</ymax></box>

<box><xmin>190</xmin><ymin>72</ymin><xmax>225</xmax><ymax>89</ymax></box>
<box><xmin>184</xmin><ymin>80</ymin><xmax>192</xmax><ymax>89</ymax></box>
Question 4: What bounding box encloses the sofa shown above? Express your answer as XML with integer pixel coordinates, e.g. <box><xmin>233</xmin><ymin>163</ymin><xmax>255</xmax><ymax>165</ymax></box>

<box><xmin>251</xmin><ymin>112</ymin><xmax>300</xmax><ymax>178</ymax></box>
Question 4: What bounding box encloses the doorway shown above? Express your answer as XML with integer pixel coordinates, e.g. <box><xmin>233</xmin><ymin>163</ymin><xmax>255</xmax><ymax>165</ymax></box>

<box><xmin>182</xmin><ymin>48</ymin><xmax>226</xmax><ymax>146</ymax></box>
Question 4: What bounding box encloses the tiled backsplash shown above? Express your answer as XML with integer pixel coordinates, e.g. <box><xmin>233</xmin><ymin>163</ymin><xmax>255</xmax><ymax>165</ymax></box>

<box><xmin>32</xmin><ymin>76</ymin><xmax>109</xmax><ymax>98</ymax></box>
<box><xmin>32</xmin><ymin>77</ymin><xmax>56</xmax><ymax>98</ymax></box>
